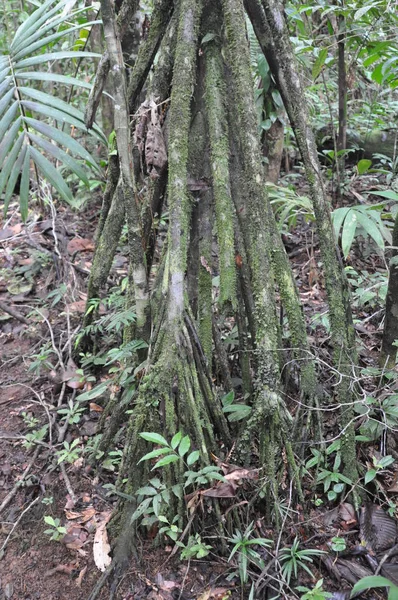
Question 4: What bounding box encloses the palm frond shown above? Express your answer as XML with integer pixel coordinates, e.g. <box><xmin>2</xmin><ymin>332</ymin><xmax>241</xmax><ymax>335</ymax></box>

<box><xmin>0</xmin><ymin>0</ymin><xmax>105</xmax><ymax>218</ymax></box>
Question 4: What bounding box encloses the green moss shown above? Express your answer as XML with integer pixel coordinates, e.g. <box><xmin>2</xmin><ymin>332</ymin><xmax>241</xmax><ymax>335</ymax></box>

<box><xmin>203</xmin><ymin>24</ymin><xmax>237</xmax><ymax>307</ymax></box>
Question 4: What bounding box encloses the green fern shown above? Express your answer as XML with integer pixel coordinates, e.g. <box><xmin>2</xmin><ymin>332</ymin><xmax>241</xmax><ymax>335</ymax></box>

<box><xmin>0</xmin><ymin>0</ymin><xmax>106</xmax><ymax>219</ymax></box>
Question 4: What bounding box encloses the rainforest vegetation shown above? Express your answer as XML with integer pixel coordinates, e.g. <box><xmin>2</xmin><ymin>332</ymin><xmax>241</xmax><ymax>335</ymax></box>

<box><xmin>1</xmin><ymin>0</ymin><xmax>398</xmax><ymax>598</ymax></box>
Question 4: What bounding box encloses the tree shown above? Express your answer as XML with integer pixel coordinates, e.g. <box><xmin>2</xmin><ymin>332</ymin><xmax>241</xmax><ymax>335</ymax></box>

<box><xmin>77</xmin><ymin>0</ymin><xmax>362</xmax><ymax>593</ymax></box>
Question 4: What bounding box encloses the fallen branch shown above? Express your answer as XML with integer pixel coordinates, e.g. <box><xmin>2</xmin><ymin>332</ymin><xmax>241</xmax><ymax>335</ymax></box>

<box><xmin>0</xmin><ymin>300</ymin><xmax>29</xmax><ymax>325</ymax></box>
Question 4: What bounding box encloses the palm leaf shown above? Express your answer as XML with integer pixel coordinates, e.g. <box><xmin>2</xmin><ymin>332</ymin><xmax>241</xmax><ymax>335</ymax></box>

<box><xmin>0</xmin><ymin>0</ymin><xmax>105</xmax><ymax>220</ymax></box>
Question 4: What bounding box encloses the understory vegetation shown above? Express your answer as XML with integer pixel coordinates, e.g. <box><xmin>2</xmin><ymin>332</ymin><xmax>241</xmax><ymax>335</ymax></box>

<box><xmin>2</xmin><ymin>0</ymin><xmax>398</xmax><ymax>599</ymax></box>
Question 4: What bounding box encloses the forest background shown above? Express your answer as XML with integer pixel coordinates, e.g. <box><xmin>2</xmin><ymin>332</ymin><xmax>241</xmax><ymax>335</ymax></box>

<box><xmin>1</xmin><ymin>0</ymin><xmax>398</xmax><ymax>599</ymax></box>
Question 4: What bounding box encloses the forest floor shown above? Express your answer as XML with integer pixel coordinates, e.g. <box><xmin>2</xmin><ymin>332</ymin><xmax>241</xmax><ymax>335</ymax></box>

<box><xmin>0</xmin><ymin>177</ymin><xmax>397</xmax><ymax>600</ymax></box>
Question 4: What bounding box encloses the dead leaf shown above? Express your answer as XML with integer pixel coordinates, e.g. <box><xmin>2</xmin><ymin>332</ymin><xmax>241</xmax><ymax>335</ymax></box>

<box><xmin>67</xmin><ymin>300</ymin><xmax>87</xmax><ymax>314</ymax></box>
<box><xmin>67</xmin><ymin>238</ymin><xmax>95</xmax><ymax>254</ymax></box>
<box><xmin>339</xmin><ymin>502</ymin><xmax>356</xmax><ymax>524</ymax></box>
<box><xmin>89</xmin><ymin>402</ymin><xmax>103</xmax><ymax>412</ymax></box>
<box><xmin>224</xmin><ymin>468</ymin><xmax>259</xmax><ymax>481</ymax></box>
<box><xmin>93</xmin><ymin>516</ymin><xmax>111</xmax><ymax>572</ymax></box>
<box><xmin>202</xmin><ymin>482</ymin><xmax>237</xmax><ymax>498</ymax></box>
<box><xmin>76</xmin><ymin>565</ymin><xmax>87</xmax><ymax>588</ymax></box>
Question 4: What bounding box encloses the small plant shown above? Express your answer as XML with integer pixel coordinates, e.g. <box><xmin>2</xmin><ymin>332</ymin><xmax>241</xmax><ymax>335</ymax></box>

<box><xmin>221</xmin><ymin>391</ymin><xmax>252</xmax><ymax>422</ymax></box>
<box><xmin>306</xmin><ymin>441</ymin><xmax>352</xmax><ymax>501</ymax></box>
<box><xmin>330</xmin><ymin>537</ymin><xmax>346</xmax><ymax>553</ymax></box>
<box><xmin>22</xmin><ymin>424</ymin><xmax>48</xmax><ymax>450</ymax></box>
<box><xmin>41</xmin><ymin>496</ymin><xmax>54</xmax><ymax>506</ymax></box>
<box><xmin>279</xmin><ymin>537</ymin><xmax>325</xmax><ymax>585</ymax></box>
<box><xmin>127</xmin><ymin>432</ymin><xmax>227</xmax><ymax>549</ymax></box>
<box><xmin>56</xmin><ymin>439</ymin><xmax>81</xmax><ymax>464</ymax></box>
<box><xmin>21</xmin><ymin>411</ymin><xmax>40</xmax><ymax>429</ymax></box>
<box><xmin>365</xmin><ymin>455</ymin><xmax>395</xmax><ymax>485</ymax></box>
<box><xmin>57</xmin><ymin>399</ymin><xmax>85</xmax><ymax>425</ymax></box>
<box><xmin>46</xmin><ymin>284</ymin><xmax>67</xmax><ymax>307</ymax></box>
<box><xmin>227</xmin><ymin>522</ymin><xmax>272</xmax><ymax>586</ymax></box>
<box><xmin>297</xmin><ymin>579</ymin><xmax>332</xmax><ymax>600</ymax></box>
<box><xmin>43</xmin><ymin>516</ymin><xmax>66</xmax><ymax>541</ymax></box>
<box><xmin>179</xmin><ymin>533</ymin><xmax>212</xmax><ymax>559</ymax></box>
<box><xmin>28</xmin><ymin>344</ymin><xmax>55</xmax><ymax>375</ymax></box>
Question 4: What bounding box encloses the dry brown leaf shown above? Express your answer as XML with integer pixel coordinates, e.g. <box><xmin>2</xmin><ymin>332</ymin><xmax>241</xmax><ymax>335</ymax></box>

<box><xmin>89</xmin><ymin>402</ymin><xmax>103</xmax><ymax>412</ymax></box>
<box><xmin>67</xmin><ymin>300</ymin><xmax>87</xmax><ymax>314</ymax></box>
<box><xmin>202</xmin><ymin>482</ymin><xmax>237</xmax><ymax>498</ymax></box>
<box><xmin>67</xmin><ymin>238</ymin><xmax>95</xmax><ymax>254</ymax></box>
<box><xmin>93</xmin><ymin>515</ymin><xmax>112</xmax><ymax>572</ymax></box>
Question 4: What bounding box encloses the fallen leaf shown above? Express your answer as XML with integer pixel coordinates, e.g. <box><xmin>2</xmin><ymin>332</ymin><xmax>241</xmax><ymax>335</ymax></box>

<box><xmin>93</xmin><ymin>516</ymin><xmax>112</xmax><ymax>572</ymax></box>
<box><xmin>67</xmin><ymin>238</ymin><xmax>95</xmax><ymax>254</ymax></box>
<box><xmin>67</xmin><ymin>300</ymin><xmax>87</xmax><ymax>314</ymax></box>
<box><xmin>89</xmin><ymin>403</ymin><xmax>103</xmax><ymax>412</ymax></box>
<box><xmin>202</xmin><ymin>482</ymin><xmax>237</xmax><ymax>498</ymax></box>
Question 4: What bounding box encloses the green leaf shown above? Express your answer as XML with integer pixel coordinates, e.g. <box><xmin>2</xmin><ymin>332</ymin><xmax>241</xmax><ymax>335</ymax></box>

<box><xmin>16</xmin><ymin>72</ymin><xmax>93</xmax><ymax>91</ymax></box>
<box><xmin>152</xmin><ymin>454</ymin><xmax>181</xmax><ymax>470</ymax></box>
<box><xmin>13</xmin><ymin>21</ymin><xmax>102</xmax><ymax>60</ymax></box>
<box><xmin>365</xmin><ymin>469</ymin><xmax>377</xmax><ymax>484</ymax></box>
<box><xmin>0</xmin><ymin>117</ymin><xmax>23</xmax><ymax>166</ymax></box>
<box><xmin>178</xmin><ymin>435</ymin><xmax>191</xmax><ymax>457</ymax></box>
<box><xmin>14</xmin><ymin>51</ymin><xmax>101</xmax><ymax>69</ymax></box>
<box><xmin>130</xmin><ymin>497</ymin><xmax>152</xmax><ymax>523</ymax></box>
<box><xmin>0</xmin><ymin>88</ymin><xmax>16</xmax><ymax>120</ymax></box>
<box><xmin>341</xmin><ymin>209</ymin><xmax>357</xmax><ymax>257</ymax></box>
<box><xmin>20</xmin><ymin>87</ymin><xmax>88</xmax><ymax>124</ymax></box>
<box><xmin>44</xmin><ymin>515</ymin><xmax>56</xmax><ymax>526</ymax></box>
<box><xmin>29</xmin><ymin>146</ymin><xmax>74</xmax><ymax>204</ymax></box>
<box><xmin>312</xmin><ymin>48</ymin><xmax>328</xmax><ymax>80</ymax></box>
<box><xmin>0</xmin><ymin>103</ymin><xmax>19</xmax><ymax>141</ymax></box>
<box><xmin>354</xmin><ymin>5</ymin><xmax>374</xmax><ymax>20</ymax></box>
<box><xmin>357</xmin><ymin>159</ymin><xmax>372</xmax><ymax>175</ymax></box>
<box><xmin>19</xmin><ymin>147</ymin><xmax>31</xmax><ymax>222</ymax></box>
<box><xmin>135</xmin><ymin>486</ymin><xmax>158</xmax><ymax>496</ymax></box>
<box><xmin>138</xmin><ymin>447</ymin><xmax>171</xmax><ymax>463</ymax></box>
<box><xmin>21</xmin><ymin>101</ymin><xmax>106</xmax><ymax>144</ymax></box>
<box><xmin>3</xmin><ymin>140</ymin><xmax>27</xmax><ymax>212</ymax></box>
<box><xmin>11</xmin><ymin>0</ymin><xmax>61</xmax><ymax>49</ymax></box>
<box><xmin>331</xmin><ymin>206</ymin><xmax>349</xmax><ymax>240</ymax></box>
<box><xmin>187</xmin><ymin>450</ymin><xmax>200</xmax><ymax>466</ymax></box>
<box><xmin>221</xmin><ymin>391</ymin><xmax>234</xmax><ymax>406</ymax></box>
<box><xmin>171</xmin><ymin>432</ymin><xmax>182</xmax><ymax>450</ymax></box>
<box><xmin>355</xmin><ymin>209</ymin><xmax>384</xmax><ymax>250</ymax></box>
<box><xmin>202</xmin><ymin>32</ymin><xmax>216</xmax><ymax>44</ymax></box>
<box><xmin>351</xmin><ymin>576</ymin><xmax>398</xmax><ymax>597</ymax></box>
<box><xmin>370</xmin><ymin>190</ymin><xmax>398</xmax><ymax>202</ymax></box>
<box><xmin>27</xmin><ymin>132</ymin><xmax>89</xmax><ymax>186</ymax></box>
<box><xmin>139</xmin><ymin>432</ymin><xmax>169</xmax><ymax>446</ymax></box>
<box><xmin>24</xmin><ymin>117</ymin><xmax>100</xmax><ymax>171</ymax></box>
<box><xmin>77</xmin><ymin>381</ymin><xmax>109</xmax><ymax>401</ymax></box>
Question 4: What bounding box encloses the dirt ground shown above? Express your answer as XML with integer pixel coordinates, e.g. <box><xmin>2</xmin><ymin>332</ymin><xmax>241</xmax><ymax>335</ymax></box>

<box><xmin>0</xmin><ymin>203</ymin><xmax>238</xmax><ymax>600</ymax></box>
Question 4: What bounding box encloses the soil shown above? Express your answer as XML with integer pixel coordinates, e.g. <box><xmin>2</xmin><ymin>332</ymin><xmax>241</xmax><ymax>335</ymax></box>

<box><xmin>0</xmin><ymin>201</ymin><xmax>237</xmax><ymax>600</ymax></box>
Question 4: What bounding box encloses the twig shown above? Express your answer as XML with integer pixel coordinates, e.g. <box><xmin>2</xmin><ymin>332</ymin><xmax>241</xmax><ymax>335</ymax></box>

<box><xmin>0</xmin><ymin>300</ymin><xmax>29</xmax><ymax>324</ymax></box>
<box><xmin>0</xmin><ymin>447</ymin><xmax>40</xmax><ymax>516</ymax></box>
<box><xmin>59</xmin><ymin>462</ymin><xmax>78</xmax><ymax>505</ymax></box>
<box><xmin>2</xmin><ymin>382</ymin><xmax>54</xmax><ymax>446</ymax></box>
<box><xmin>0</xmin><ymin>496</ymin><xmax>39</xmax><ymax>554</ymax></box>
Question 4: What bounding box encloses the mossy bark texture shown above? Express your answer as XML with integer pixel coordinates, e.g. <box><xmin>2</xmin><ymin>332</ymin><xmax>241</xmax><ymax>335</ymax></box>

<box><xmin>246</xmin><ymin>0</ymin><xmax>358</xmax><ymax>482</ymax></box>
<box><xmin>381</xmin><ymin>214</ymin><xmax>398</xmax><ymax>366</ymax></box>
<box><xmin>87</xmin><ymin>1</ymin><xmax>362</xmax><ymax>592</ymax></box>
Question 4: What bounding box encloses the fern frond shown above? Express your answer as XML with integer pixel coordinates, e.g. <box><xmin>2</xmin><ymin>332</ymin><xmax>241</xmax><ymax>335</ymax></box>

<box><xmin>0</xmin><ymin>0</ymin><xmax>105</xmax><ymax>219</ymax></box>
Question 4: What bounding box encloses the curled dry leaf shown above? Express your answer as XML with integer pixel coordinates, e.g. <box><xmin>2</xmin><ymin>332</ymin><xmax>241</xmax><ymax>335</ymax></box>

<box><xmin>202</xmin><ymin>482</ymin><xmax>237</xmax><ymax>498</ymax></box>
<box><xmin>93</xmin><ymin>514</ymin><xmax>112</xmax><ymax>572</ymax></box>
